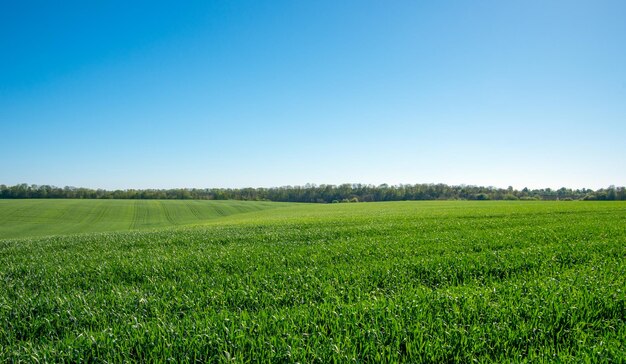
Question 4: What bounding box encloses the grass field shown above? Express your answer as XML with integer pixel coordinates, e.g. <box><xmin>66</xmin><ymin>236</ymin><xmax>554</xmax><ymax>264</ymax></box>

<box><xmin>1</xmin><ymin>200</ymin><xmax>625</xmax><ymax>362</ymax></box>
<box><xmin>0</xmin><ymin>199</ymin><xmax>288</xmax><ymax>239</ymax></box>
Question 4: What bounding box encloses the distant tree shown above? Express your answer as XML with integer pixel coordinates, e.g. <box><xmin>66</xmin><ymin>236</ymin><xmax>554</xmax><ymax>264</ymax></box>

<box><xmin>503</xmin><ymin>194</ymin><xmax>519</xmax><ymax>200</ymax></box>
<box><xmin>607</xmin><ymin>186</ymin><xmax>617</xmax><ymax>201</ymax></box>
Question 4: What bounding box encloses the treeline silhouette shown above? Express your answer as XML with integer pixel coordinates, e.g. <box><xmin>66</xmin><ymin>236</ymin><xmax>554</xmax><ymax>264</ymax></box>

<box><xmin>1</xmin><ymin>183</ymin><xmax>625</xmax><ymax>202</ymax></box>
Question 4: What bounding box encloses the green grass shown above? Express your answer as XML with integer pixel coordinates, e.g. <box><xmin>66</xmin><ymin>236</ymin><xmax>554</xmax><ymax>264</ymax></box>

<box><xmin>1</xmin><ymin>201</ymin><xmax>625</xmax><ymax>362</ymax></box>
<box><xmin>0</xmin><ymin>199</ymin><xmax>288</xmax><ymax>239</ymax></box>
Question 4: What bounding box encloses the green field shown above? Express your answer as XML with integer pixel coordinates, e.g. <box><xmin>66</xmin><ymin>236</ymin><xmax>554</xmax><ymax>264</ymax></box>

<box><xmin>0</xmin><ymin>199</ymin><xmax>288</xmax><ymax>239</ymax></box>
<box><xmin>1</xmin><ymin>200</ymin><xmax>625</xmax><ymax>362</ymax></box>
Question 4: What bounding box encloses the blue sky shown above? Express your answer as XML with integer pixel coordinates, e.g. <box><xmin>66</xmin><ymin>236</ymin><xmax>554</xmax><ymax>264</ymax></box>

<box><xmin>1</xmin><ymin>0</ymin><xmax>625</xmax><ymax>189</ymax></box>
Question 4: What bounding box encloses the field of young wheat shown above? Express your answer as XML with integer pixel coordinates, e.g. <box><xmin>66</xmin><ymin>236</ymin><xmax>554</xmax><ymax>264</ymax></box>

<box><xmin>0</xmin><ymin>200</ymin><xmax>624</xmax><ymax>362</ymax></box>
<box><xmin>0</xmin><ymin>199</ymin><xmax>287</xmax><ymax>239</ymax></box>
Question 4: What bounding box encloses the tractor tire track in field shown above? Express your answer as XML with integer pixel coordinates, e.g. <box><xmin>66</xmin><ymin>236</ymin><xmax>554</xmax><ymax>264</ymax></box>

<box><xmin>88</xmin><ymin>203</ymin><xmax>110</xmax><ymax>224</ymax></box>
<box><xmin>186</xmin><ymin>202</ymin><xmax>204</xmax><ymax>221</ymax></box>
<box><xmin>74</xmin><ymin>202</ymin><xmax>109</xmax><ymax>231</ymax></box>
<box><xmin>158</xmin><ymin>201</ymin><xmax>177</xmax><ymax>225</ymax></box>
<box><xmin>52</xmin><ymin>202</ymin><xmax>75</xmax><ymax>221</ymax></box>
<box><xmin>72</xmin><ymin>203</ymin><xmax>97</xmax><ymax>226</ymax></box>
<box><xmin>213</xmin><ymin>206</ymin><xmax>228</xmax><ymax>217</ymax></box>
<box><xmin>130</xmin><ymin>201</ymin><xmax>140</xmax><ymax>230</ymax></box>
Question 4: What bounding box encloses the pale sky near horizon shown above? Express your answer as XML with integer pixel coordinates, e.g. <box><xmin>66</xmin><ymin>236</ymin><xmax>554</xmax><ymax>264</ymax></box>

<box><xmin>1</xmin><ymin>1</ymin><xmax>625</xmax><ymax>190</ymax></box>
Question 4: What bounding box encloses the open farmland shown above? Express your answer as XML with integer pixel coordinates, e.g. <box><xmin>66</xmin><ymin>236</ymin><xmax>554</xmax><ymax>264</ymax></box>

<box><xmin>1</xmin><ymin>201</ymin><xmax>625</xmax><ymax>362</ymax></box>
<box><xmin>0</xmin><ymin>199</ymin><xmax>287</xmax><ymax>239</ymax></box>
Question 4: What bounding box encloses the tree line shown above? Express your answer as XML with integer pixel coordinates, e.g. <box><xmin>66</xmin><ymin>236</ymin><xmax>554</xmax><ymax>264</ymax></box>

<box><xmin>1</xmin><ymin>183</ymin><xmax>625</xmax><ymax>202</ymax></box>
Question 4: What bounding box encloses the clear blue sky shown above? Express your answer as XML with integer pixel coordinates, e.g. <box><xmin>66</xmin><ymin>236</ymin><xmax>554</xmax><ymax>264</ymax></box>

<box><xmin>2</xmin><ymin>0</ymin><xmax>625</xmax><ymax>190</ymax></box>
